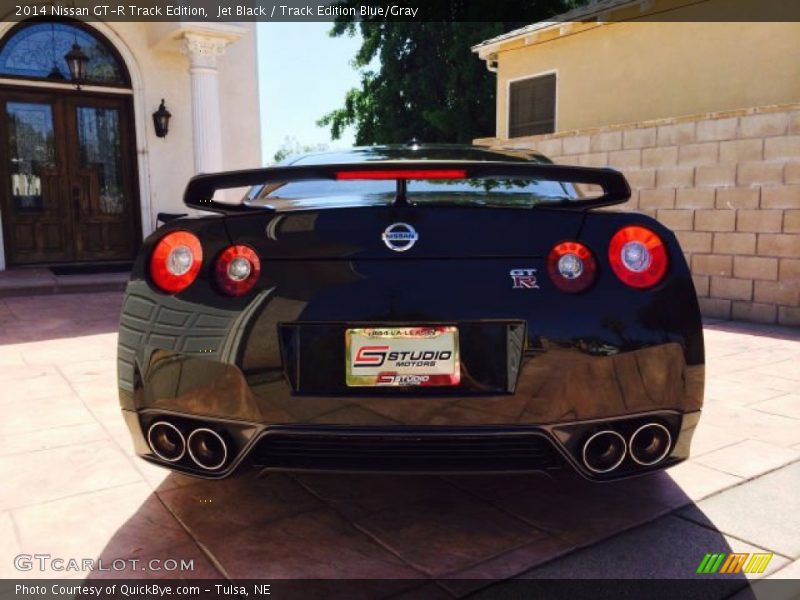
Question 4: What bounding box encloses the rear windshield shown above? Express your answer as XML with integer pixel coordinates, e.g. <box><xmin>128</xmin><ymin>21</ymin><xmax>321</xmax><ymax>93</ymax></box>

<box><xmin>246</xmin><ymin>177</ymin><xmax>581</xmax><ymax>209</ymax></box>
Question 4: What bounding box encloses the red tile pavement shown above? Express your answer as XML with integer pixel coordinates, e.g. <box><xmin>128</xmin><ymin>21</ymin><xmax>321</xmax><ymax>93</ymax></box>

<box><xmin>1</xmin><ymin>291</ymin><xmax>799</xmax><ymax>589</ymax></box>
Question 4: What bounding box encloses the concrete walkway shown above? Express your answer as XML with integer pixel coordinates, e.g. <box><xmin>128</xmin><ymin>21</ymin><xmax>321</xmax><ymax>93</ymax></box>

<box><xmin>1</xmin><ymin>292</ymin><xmax>798</xmax><ymax>597</ymax></box>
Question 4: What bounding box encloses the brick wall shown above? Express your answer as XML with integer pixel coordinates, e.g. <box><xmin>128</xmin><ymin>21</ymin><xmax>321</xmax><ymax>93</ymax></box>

<box><xmin>475</xmin><ymin>104</ymin><xmax>800</xmax><ymax>327</ymax></box>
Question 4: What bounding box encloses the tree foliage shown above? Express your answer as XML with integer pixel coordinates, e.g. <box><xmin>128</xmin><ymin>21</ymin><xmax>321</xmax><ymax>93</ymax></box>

<box><xmin>272</xmin><ymin>136</ymin><xmax>329</xmax><ymax>164</ymax></box>
<box><xmin>318</xmin><ymin>2</ymin><xmax>583</xmax><ymax>145</ymax></box>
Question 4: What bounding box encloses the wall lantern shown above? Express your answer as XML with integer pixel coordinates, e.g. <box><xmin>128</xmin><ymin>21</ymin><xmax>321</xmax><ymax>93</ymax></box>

<box><xmin>64</xmin><ymin>42</ymin><xmax>89</xmax><ymax>89</ymax></box>
<box><xmin>152</xmin><ymin>99</ymin><xmax>172</xmax><ymax>138</ymax></box>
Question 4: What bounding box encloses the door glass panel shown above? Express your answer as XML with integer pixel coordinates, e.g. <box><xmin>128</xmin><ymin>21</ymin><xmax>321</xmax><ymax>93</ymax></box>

<box><xmin>6</xmin><ymin>101</ymin><xmax>56</xmax><ymax>211</ymax></box>
<box><xmin>0</xmin><ymin>22</ymin><xmax>128</xmax><ymax>86</ymax></box>
<box><xmin>76</xmin><ymin>106</ymin><xmax>124</xmax><ymax>215</ymax></box>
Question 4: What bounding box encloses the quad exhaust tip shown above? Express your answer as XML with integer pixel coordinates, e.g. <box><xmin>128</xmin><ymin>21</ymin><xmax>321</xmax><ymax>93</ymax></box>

<box><xmin>187</xmin><ymin>428</ymin><xmax>228</xmax><ymax>471</ymax></box>
<box><xmin>629</xmin><ymin>423</ymin><xmax>672</xmax><ymax>466</ymax></box>
<box><xmin>582</xmin><ymin>430</ymin><xmax>627</xmax><ymax>474</ymax></box>
<box><xmin>147</xmin><ymin>421</ymin><xmax>186</xmax><ymax>463</ymax></box>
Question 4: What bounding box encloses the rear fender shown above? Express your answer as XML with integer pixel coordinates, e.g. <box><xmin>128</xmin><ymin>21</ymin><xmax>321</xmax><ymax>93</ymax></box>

<box><xmin>579</xmin><ymin>211</ymin><xmax>704</xmax><ymax>365</ymax></box>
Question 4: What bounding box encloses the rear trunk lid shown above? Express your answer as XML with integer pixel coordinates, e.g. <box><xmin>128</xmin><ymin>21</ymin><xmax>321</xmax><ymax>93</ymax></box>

<box><xmin>223</xmin><ymin>205</ymin><xmax>584</xmax><ymax>259</ymax></box>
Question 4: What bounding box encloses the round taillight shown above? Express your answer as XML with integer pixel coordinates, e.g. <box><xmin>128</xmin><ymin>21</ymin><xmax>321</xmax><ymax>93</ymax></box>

<box><xmin>215</xmin><ymin>245</ymin><xmax>260</xmax><ymax>296</ymax></box>
<box><xmin>149</xmin><ymin>231</ymin><xmax>202</xmax><ymax>293</ymax></box>
<box><xmin>608</xmin><ymin>225</ymin><xmax>668</xmax><ymax>289</ymax></box>
<box><xmin>547</xmin><ymin>241</ymin><xmax>597</xmax><ymax>293</ymax></box>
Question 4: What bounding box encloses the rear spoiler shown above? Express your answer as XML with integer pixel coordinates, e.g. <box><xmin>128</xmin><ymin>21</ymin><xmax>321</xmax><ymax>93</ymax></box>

<box><xmin>183</xmin><ymin>161</ymin><xmax>631</xmax><ymax>213</ymax></box>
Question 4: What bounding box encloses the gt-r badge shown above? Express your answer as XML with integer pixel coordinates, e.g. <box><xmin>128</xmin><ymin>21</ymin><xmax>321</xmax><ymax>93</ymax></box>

<box><xmin>382</xmin><ymin>222</ymin><xmax>418</xmax><ymax>252</ymax></box>
<box><xmin>510</xmin><ymin>268</ymin><xmax>539</xmax><ymax>289</ymax></box>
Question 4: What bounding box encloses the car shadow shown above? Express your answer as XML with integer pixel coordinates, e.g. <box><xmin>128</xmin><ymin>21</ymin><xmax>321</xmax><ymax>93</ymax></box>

<box><xmin>82</xmin><ymin>466</ymin><xmax>758</xmax><ymax>598</ymax></box>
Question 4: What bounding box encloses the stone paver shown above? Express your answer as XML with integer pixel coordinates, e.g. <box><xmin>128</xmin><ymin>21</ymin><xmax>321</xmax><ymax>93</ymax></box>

<box><xmin>84</xmin><ymin>541</ymin><xmax>222</xmax><ymax>580</ymax></box>
<box><xmin>0</xmin><ymin>421</ymin><xmax>109</xmax><ymax>457</ymax></box>
<box><xmin>158</xmin><ymin>472</ymin><xmax>325</xmax><ymax>540</ymax></box>
<box><xmin>0</xmin><ymin>365</ymin><xmax>75</xmax><ymax>402</ymax></box>
<box><xmin>770</xmin><ymin>560</ymin><xmax>800</xmax><ymax>579</ymax></box>
<box><xmin>474</xmin><ymin>515</ymin><xmax>790</xmax><ymax>600</ymax></box>
<box><xmin>438</xmin><ymin>535</ymin><xmax>575</xmax><ymax>596</ymax></box>
<box><xmin>689</xmin><ymin>419</ymin><xmax>749</xmax><ymax>456</ymax></box>
<box><xmin>210</xmin><ymin>509</ymin><xmax>425</xmax><ymax>581</ymax></box>
<box><xmin>751</xmin><ymin>393</ymin><xmax>800</xmax><ymax>420</ymax></box>
<box><xmin>0</xmin><ymin>440</ymin><xmax>142</xmax><ymax>512</ymax></box>
<box><xmin>606</xmin><ymin>464</ymin><xmax>740</xmax><ymax>510</ymax></box>
<box><xmin>521</xmin><ymin>514</ymin><xmax>789</xmax><ymax>580</ymax></box>
<box><xmin>701</xmin><ymin>402</ymin><xmax>800</xmax><ymax>448</ymax></box>
<box><xmin>705</xmin><ymin>378</ymin><xmax>789</xmax><ymax>407</ymax></box>
<box><xmin>352</xmin><ymin>490</ymin><xmax>547</xmax><ymax>577</ymax></box>
<box><xmin>693</xmin><ymin>439</ymin><xmax>800</xmax><ymax>479</ymax></box>
<box><xmin>448</xmin><ymin>470</ymin><xmax>674</xmax><ymax>547</ymax></box>
<box><xmin>0</xmin><ymin>511</ymin><xmax>21</xmax><ymax>579</ymax></box>
<box><xmin>1</xmin><ymin>292</ymin><xmax>799</xmax><ymax>588</ymax></box>
<box><xmin>12</xmin><ymin>482</ymin><xmax>192</xmax><ymax>561</ymax></box>
<box><xmin>677</xmin><ymin>461</ymin><xmax>800</xmax><ymax>559</ymax></box>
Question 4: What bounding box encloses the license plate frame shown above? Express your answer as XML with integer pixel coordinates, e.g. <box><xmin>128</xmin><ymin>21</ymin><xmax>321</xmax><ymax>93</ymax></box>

<box><xmin>345</xmin><ymin>326</ymin><xmax>460</xmax><ymax>387</ymax></box>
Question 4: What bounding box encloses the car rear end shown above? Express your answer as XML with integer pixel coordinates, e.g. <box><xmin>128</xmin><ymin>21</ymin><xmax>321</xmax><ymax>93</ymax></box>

<box><xmin>118</xmin><ymin>147</ymin><xmax>704</xmax><ymax>481</ymax></box>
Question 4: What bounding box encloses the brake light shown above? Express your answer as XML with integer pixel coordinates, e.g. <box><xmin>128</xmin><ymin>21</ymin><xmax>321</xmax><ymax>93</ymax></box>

<box><xmin>215</xmin><ymin>245</ymin><xmax>260</xmax><ymax>296</ymax></box>
<box><xmin>547</xmin><ymin>241</ymin><xmax>597</xmax><ymax>293</ymax></box>
<box><xmin>335</xmin><ymin>169</ymin><xmax>467</xmax><ymax>180</ymax></box>
<box><xmin>608</xmin><ymin>225</ymin><xmax>668</xmax><ymax>289</ymax></box>
<box><xmin>149</xmin><ymin>231</ymin><xmax>202</xmax><ymax>293</ymax></box>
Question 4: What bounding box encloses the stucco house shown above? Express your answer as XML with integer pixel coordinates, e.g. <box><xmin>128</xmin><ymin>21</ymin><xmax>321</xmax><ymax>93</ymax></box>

<box><xmin>0</xmin><ymin>17</ymin><xmax>261</xmax><ymax>271</ymax></box>
<box><xmin>473</xmin><ymin>0</ymin><xmax>800</xmax><ymax>326</ymax></box>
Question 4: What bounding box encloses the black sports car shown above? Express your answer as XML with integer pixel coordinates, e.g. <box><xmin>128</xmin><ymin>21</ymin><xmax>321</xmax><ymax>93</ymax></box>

<box><xmin>118</xmin><ymin>145</ymin><xmax>704</xmax><ymax>481</ymax></box>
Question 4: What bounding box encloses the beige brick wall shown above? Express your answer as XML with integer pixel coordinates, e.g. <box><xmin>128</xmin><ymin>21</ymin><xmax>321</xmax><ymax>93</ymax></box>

<box><xmin>475</xmin><ymin>104</ymin><xmax>800</xmax><ymax>327</ymax></box>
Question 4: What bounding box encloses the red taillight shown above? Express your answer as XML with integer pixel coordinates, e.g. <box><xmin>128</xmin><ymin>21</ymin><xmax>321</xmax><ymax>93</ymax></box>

<box><xmin>335</xmin><ymin>169</ymin><xmax>467</xmax><ymax>180</ymax></box>
<box><xmin>215</xmin><ymin>245</ymin><xmax>260</xmax><ymax>296</ymax></box>
<box><xmin>149</xmin><ymin>231</ymin><xmax>202</xmax><ymax>293</ymax></box>
<box><xmin>608</xmin><ymin>225</ymin><xmax>669</xmax><ymax>289</ymax></box>
<box><xmin>547</xmin><ymin>241</ymin><xmax>597</xmax><ymax>293</ymax></box>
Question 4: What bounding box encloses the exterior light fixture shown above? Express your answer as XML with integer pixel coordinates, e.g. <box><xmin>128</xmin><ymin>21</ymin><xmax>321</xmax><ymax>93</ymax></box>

<box><xmin>64</xmin><ymin>42</ymin><xmax>89</xmax><ymax>89</ymax></box>
<box><xmin>152</xmin><ymin>99</ymin><xmax>172</xmax><ymax>138</ymax></box>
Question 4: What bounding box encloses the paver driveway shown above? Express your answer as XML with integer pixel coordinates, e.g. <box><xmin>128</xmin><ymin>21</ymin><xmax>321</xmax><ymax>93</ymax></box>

<box><xmin>1</xmin><ymin>292</ymin><xmax>799</xmax><ymax>596</ymax></box>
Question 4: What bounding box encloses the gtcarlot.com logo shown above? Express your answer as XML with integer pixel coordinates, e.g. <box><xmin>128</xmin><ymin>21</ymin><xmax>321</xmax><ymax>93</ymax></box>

<box><xmin>14</xmin><ymin>553</ymin><xmax>194</xmax><ymax>573</ymax></box>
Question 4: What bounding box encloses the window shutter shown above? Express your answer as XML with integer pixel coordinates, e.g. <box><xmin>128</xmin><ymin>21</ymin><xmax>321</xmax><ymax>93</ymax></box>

<box><xmin>509</xmin><ymin>74</ymin><xmax>556</xmax><ymax>138</ymax></box>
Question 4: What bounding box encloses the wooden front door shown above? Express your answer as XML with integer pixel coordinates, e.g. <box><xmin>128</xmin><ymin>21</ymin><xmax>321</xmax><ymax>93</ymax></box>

<box><xmin>0</xmin><ymin>90</ymin><xmax>139</xmax><ymax>266</ymax></box>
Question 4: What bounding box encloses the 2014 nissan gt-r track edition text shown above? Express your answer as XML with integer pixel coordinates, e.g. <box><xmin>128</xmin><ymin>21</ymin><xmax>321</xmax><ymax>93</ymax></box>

<box><xmin>118</xmin><ymin>145</ymin><xmax>704</xmax><ymax>481</ymax></box>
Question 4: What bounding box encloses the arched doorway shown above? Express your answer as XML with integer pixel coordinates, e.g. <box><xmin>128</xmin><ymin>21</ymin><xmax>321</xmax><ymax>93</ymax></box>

<box><xmin>0</xmin><ymin>20</ymin><xmax>140</xmax><ymax>267</ymax></box>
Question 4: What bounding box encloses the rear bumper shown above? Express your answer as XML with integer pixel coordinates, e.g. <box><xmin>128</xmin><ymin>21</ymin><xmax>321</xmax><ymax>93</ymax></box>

<box><xmin>118</xmin><ymin>281</ymin><xmax>704</xmax><ymax>481</ymax></box>
<box><xmin>123</xmin><ymin>407</ymin><xmax>701</xmax><ymax>481</ymax></box>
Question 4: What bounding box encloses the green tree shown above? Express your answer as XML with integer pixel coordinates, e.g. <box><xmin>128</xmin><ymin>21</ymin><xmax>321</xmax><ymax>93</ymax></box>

<box><xmin>272</xmin><ymin>136</ymin><xmax>329</xmax><ymax>164</ymax></box>
<box><xmin>318</xmin><ymin>2</ymin><xmax>583</xmax><ymax>145</ymax></box>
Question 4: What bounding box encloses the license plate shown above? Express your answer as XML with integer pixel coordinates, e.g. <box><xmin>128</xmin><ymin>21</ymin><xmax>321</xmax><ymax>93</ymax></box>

<box><xmin>345</xmin><ymin>326</ymin><xmax>460</xmax><ymax>387</ymax></box>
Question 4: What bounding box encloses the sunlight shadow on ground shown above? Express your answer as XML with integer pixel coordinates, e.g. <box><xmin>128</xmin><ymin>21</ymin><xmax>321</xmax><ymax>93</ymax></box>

<box><xmin>1</xmin><ymin>294</ymin><xmax>794</xmax><ymax>595</ymax></box>
<box><xmin>0</xmin><ymin>294</ymin><xmax>122</xmax><ymax>345</ymax></box>
<box><xmin>82</xmin><ymin>468</ymin><xmax>757</xmax><ymax>598</ymax></box>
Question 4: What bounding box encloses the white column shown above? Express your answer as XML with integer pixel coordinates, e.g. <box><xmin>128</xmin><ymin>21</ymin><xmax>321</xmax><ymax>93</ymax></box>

<box><xmin>182</xmin><ymin>33</ymin><xmax>230</xmax><ymax>174</ymax></box>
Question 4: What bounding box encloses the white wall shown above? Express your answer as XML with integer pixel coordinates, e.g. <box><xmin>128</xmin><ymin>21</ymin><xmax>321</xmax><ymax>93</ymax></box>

<box><xmin>106</xmin><ymin>22</ymin><xmax>261</xmax><ymax>227</ymax></box>
<box><xmin>219</xmin><ymin>23</ymin><xmax>262</xmax><ymax>171</ymax></box>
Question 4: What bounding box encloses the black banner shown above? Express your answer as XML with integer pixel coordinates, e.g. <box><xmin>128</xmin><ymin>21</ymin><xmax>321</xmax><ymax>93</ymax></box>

<box><xmin>2</xmin><ymin>579</ymin><xmax>800</xmax><ymax>600</ymax></box>
<box><xmin>2</xmin><ymin>0</ymin><xmax>800</xmax><ymax>23</ymax></box>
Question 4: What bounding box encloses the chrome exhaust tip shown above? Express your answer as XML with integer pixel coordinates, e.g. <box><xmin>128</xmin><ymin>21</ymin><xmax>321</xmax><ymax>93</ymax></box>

<box><xmin>582</xmin><ymin>430</ymin><xmax>627</xmax><ymax>474</ymax></box>
<box><xmin>629</xmin><ymin>423</ymin><xmax>672</xmax><ymax>466</ymax></box>
<box><xmin>147</xmin><ymin>421</ymin><xmax>186</xmax><ymax>463</ymax></box>
<box><xmin>187</xmin><ymin>428</ymin><xmax>228</xmax><ymax>471</ymax></box>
